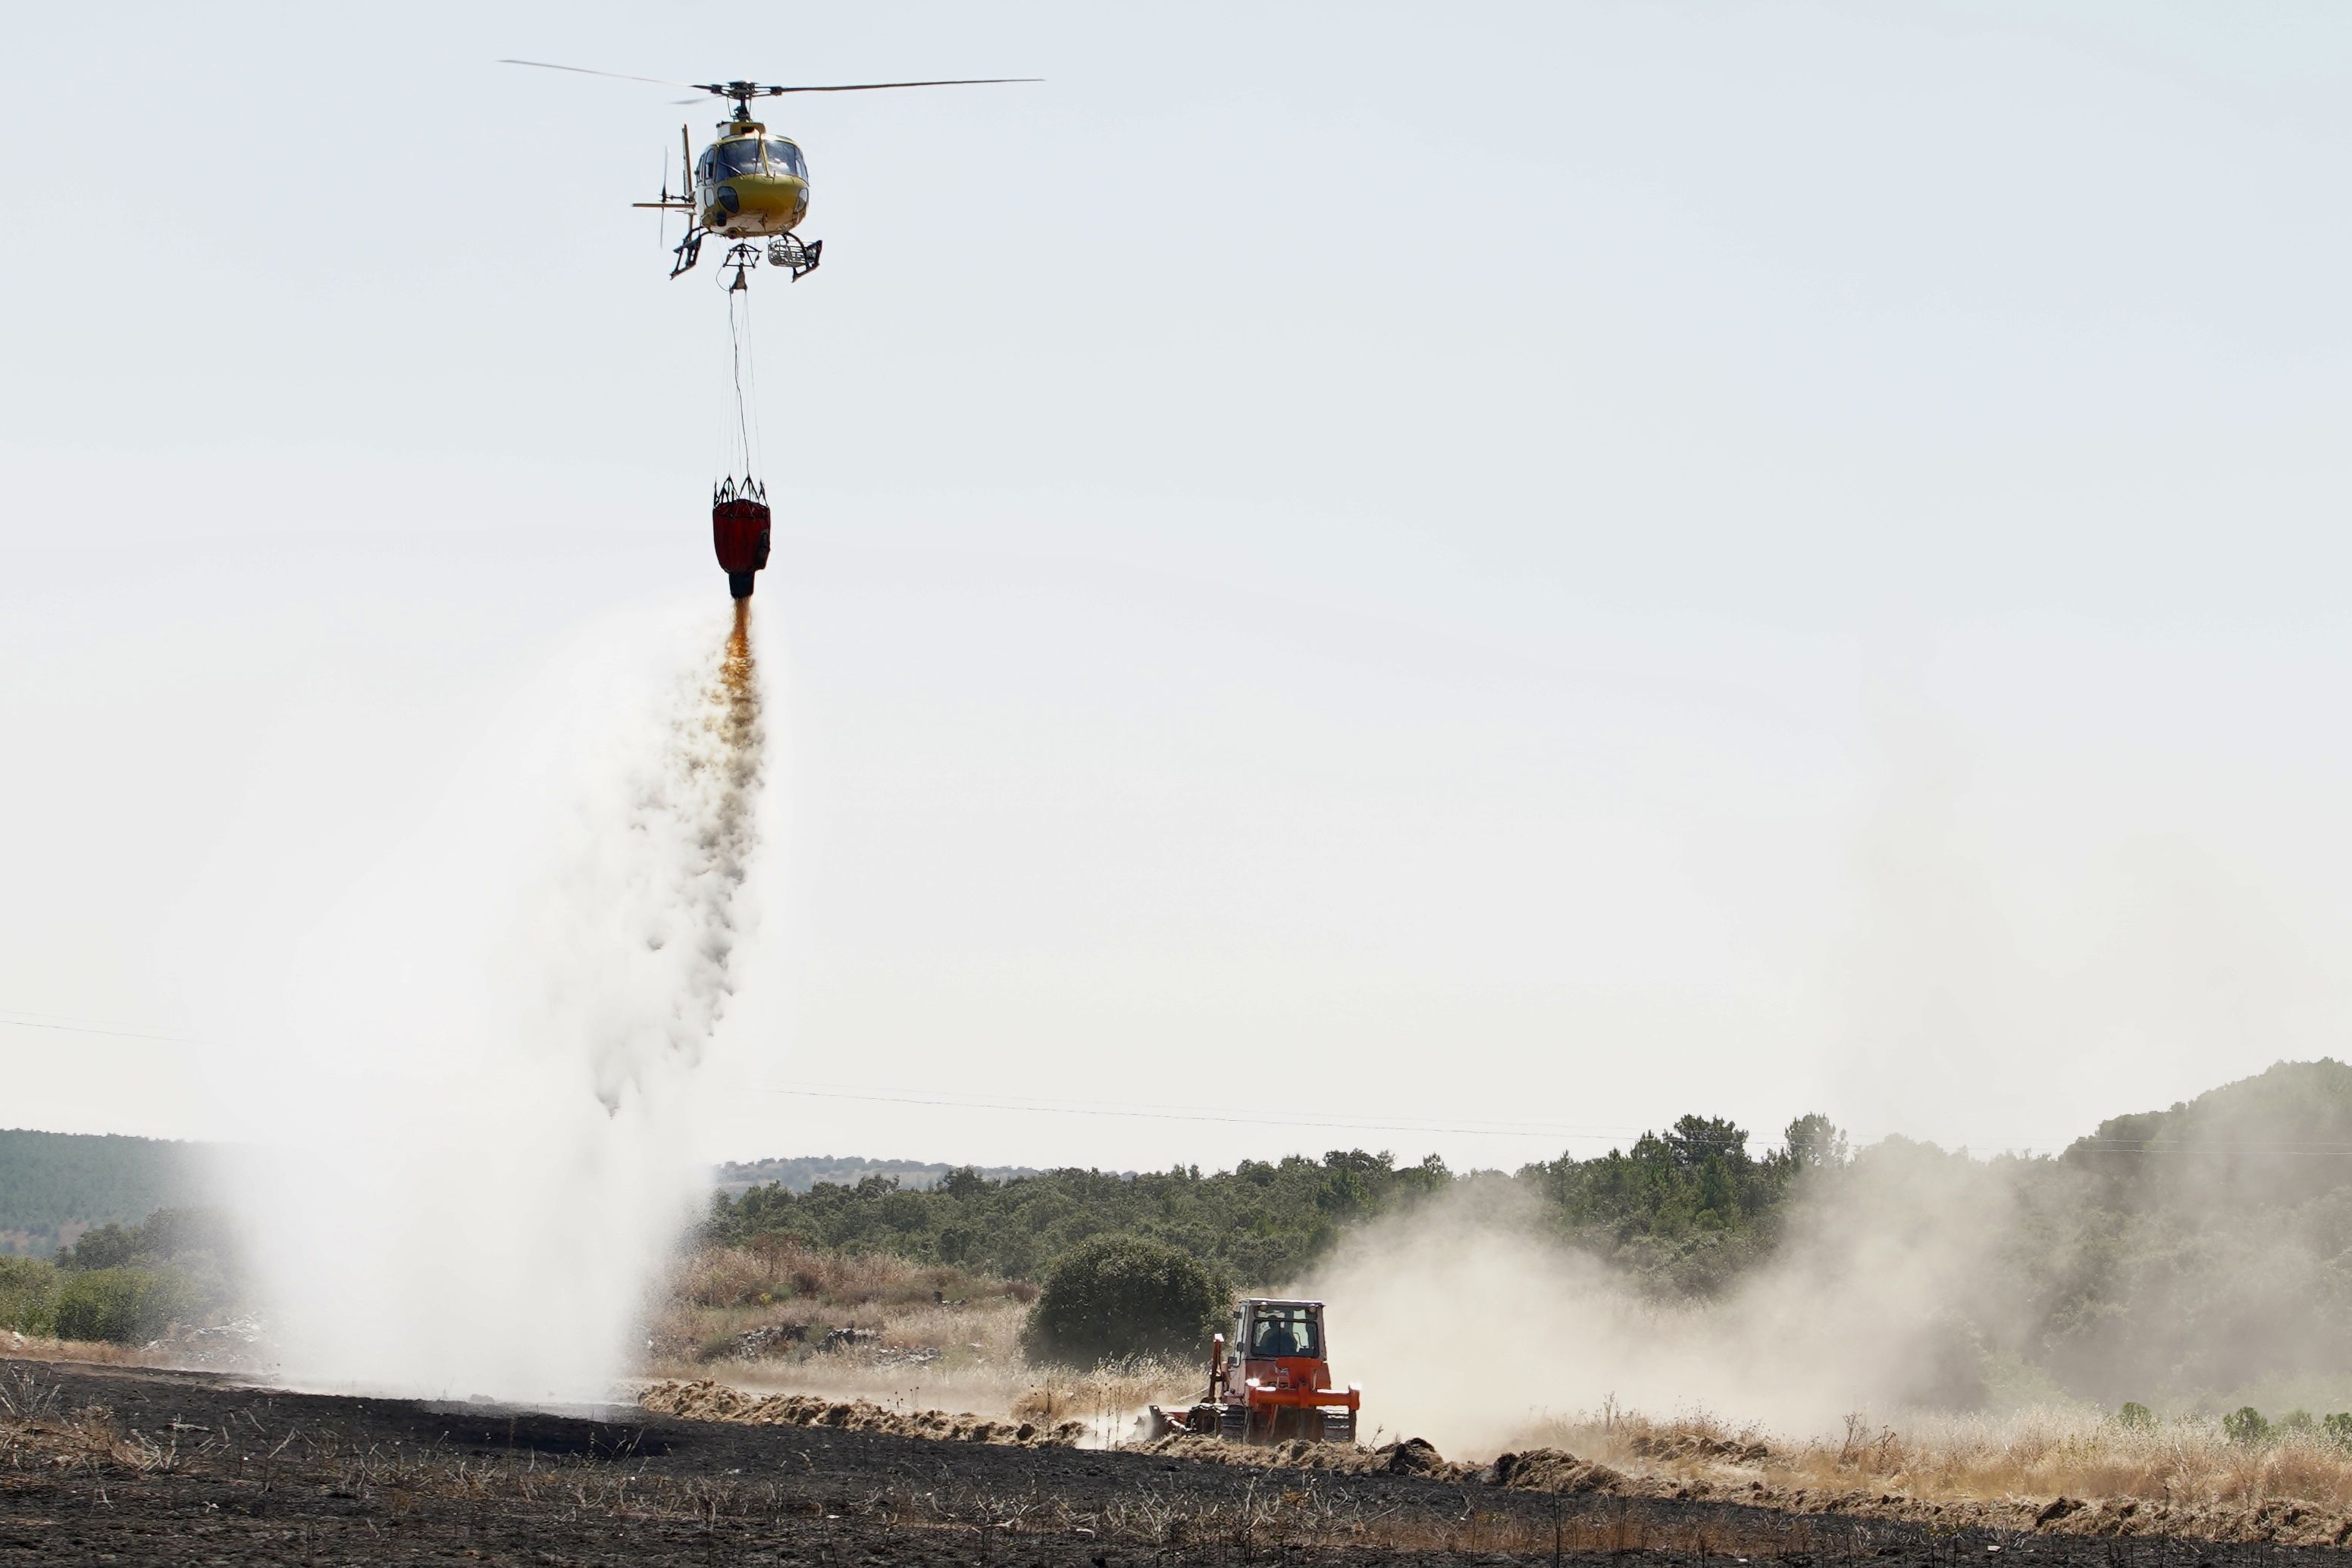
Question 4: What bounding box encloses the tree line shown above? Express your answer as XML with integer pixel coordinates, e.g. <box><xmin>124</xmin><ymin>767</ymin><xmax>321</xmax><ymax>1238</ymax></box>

<box><xmin>705</xmin><ymin>1112</ymin><xmax>1846</xmax><ymax>1294</ymax></box>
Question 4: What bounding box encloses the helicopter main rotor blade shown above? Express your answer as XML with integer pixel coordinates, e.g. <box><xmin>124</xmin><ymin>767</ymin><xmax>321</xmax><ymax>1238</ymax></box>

<box><xmin>759</xmin><ymin>77</ymin><xmax>1042</xmax><ymax>94</ymax></box>
<box><xmin>500</xmin><ymin>59</ymin><xmax>1041</xmax><ymax>99</ymax></box>
<box><xmin>499</xmin><ymin>58</ymin><xmax>707</xmax><ymax>90</ymax></box>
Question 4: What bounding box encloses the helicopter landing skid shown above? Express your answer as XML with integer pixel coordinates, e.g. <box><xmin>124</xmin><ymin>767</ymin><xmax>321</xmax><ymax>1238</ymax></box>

<box><xmin>670</xmin><ymin>225</ymin><xmax>706</xmax><ymax>280</ymax></box>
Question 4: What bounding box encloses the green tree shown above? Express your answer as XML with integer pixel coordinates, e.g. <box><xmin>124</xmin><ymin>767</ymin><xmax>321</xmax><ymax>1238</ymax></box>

<box><xmin>50</xmin><ymin>1267</ymin><xmax>196</xmax><ymax>1344</ymax></box>
<box><xmin>2222</xmin><ymin>1407</ymin><xmax>2271</xmax><ymax>1446</ymax></box>
<box><xmin>1783</xmin><ymin>1114</ymin><xmax>1849</xmax><ymax>1171</ymax></box>
<box><xmin>0</xmin><ymin>1258</ymin><xmax>59</xmax><ymax>1335</ymax></box>
<box><xmin>60</xmin><ymin>1222</ymin><xmax>140</xmax><ymax>1270</ymax></box>
<box><xmin>1019</xmin><ymin>1235</ymin><xmax>1229</xmax><ymax>1367</ymax></box>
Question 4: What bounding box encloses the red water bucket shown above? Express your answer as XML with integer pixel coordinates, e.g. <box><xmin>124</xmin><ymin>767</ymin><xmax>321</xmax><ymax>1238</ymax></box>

<box><xmin>713</xmin><ymin>496</ymin><xmax>772</xmax><ymax>600</ymax></box>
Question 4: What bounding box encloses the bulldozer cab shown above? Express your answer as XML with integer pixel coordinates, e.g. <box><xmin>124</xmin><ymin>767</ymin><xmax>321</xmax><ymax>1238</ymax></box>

<box><xmin>1238</xmin><ymin>1300</ymin><xmax>1324</xmax><ymax>1365</ymax></box>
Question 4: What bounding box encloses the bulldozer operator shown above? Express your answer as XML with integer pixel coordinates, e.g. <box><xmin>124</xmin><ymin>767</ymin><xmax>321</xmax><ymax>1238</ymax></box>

<box><xmin>1249</xmin><ymin>1307</ymin><xmax>1317</xmax><ymax>1359</ymax></box>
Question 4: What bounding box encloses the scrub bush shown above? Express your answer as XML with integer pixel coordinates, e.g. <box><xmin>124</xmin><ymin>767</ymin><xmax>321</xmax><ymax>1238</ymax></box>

<box><xmin>1020</xmin><ymin>1234</ymin><xmax>1228</xmax><ymax>1367</ymax></box>
<box><xmin>0</xmin><ymin>1257</ymin><xmax>59</xmax><ymax>1335</ymax></box>
<box><xmin>49</xmin><ymin>1267</ymin><xmax>196</xmax><ymax>1344</ymax></box>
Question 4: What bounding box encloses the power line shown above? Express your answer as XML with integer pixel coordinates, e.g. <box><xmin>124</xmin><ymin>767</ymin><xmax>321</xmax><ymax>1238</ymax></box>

<box><xmin>0</xmin><ymin>1011</ymin><xmax>218</xmax><ymax>1048</ymax></box>
<box><xmin>757</xmin><ymin>1084</ymin><xmax>2352</xmax><ymax>1158</ymax></box>
<box><xmin>17</xmin><ymin>1001</ymin><xmax>2352</xmax><ymax>1160</ymax></box>
<box><xmin>771</xmin><ymin>1082</ymin><xmax>1669</xmax><ymax>1136</ymax></box>
<box><xmin>759</xmin><ymin>1084</ymin><xmax>1796</xmax><ymax>1147</ymax></box>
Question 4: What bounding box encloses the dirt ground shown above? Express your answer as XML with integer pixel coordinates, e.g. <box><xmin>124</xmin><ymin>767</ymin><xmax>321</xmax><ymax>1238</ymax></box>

<box><xmin>2</xmin><ymin>1357</ymin><xmax>2342</xmax><ymax>1566</ymax></box>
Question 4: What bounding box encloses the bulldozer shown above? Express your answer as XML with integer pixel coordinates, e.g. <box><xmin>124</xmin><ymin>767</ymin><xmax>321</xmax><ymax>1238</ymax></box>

<box><xmin>1145</xmin><ymin>1297</ymin><xmax>1361</xmax><ymax>1444</ymax></box>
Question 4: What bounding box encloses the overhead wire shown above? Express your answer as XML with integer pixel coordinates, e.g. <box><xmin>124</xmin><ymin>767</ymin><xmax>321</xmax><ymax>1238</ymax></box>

<box><xmin>0</xmin><ymin>1009</ymin><xmax>220</xmax><ymax>1047</ymax></box>
<box><xmin>11</xmin><ymin>1004</ymin><xmax>2352</xmax><ymax>1158</ymax></box>
<box><xmin>745</xmin><ymin>1083</ymin><xmax>2352</xmax><ymax>1158</ymax></box>
<box><xmin>756</xmin><ymin>1083</ymin><xmax>1667</xmax><ymax>1144</ymax></box>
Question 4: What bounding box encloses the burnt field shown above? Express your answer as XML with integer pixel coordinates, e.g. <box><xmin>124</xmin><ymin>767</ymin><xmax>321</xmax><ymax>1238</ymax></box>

<box><xmin>0</xmin><ymin>1357</ymin><xmax>2334</xmax><ymax>1567</ymax></box>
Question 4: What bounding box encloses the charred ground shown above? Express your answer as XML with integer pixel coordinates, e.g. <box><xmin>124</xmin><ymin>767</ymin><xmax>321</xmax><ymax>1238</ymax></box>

<box><xmin>1</xmin><ymin>1357</ymin><xmax>2336</xmax><ymax>1566</ymax></box>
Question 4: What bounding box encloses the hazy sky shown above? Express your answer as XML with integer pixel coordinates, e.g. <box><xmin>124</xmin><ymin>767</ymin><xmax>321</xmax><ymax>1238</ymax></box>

<box><xmin>9</xmin><ymin>2</ymin><xmax>2352</xmax><ymax>1173</ymax></box>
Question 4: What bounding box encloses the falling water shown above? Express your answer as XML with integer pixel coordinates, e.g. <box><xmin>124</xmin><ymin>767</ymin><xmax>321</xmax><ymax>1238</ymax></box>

<box><xmin>227</xmin><ymin>601</ymin><xmax>772</xmax><ymax>1401</ymax></box>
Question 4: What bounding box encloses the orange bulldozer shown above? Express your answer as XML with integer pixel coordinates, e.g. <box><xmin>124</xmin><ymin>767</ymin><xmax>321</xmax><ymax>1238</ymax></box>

<box><xmin>1145</xmin><ymin>1297</ymin><xmax>1361</xmax><ymax>1444</ymax></box>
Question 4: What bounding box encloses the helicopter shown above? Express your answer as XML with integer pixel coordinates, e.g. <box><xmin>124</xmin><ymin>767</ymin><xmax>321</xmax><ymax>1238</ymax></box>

<box><xmin>501</xmin><ymin>60</ymin><xmax>1038</xmax><ymax>286</ymax></box>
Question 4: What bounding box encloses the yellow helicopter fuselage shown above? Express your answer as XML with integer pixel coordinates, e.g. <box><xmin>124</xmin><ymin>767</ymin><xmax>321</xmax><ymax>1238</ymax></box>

<box><xmin>694</xmin><ymin>124</ymin><xmax>810</xmax><ymax>239</ymax></box>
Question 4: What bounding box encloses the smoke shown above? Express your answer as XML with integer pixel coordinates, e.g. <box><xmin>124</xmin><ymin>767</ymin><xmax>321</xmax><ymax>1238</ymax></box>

<box><xmin>218</xmin><ymin>600</ymin><xmax>769</xmax><ymax>1403</ymax></box>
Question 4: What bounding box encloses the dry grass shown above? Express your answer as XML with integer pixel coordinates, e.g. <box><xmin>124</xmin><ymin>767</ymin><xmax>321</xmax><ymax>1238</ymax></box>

<box><xmin>0</xmin><ymin>1363</ymin><xmax>192</xmax><ymax>1474</ymax></box>
<box><xmin>673</xmin><ymin>1235</ymin><xmax>1024</xmax><ymax>1312</ymax></box>
<box><xmin>1010</xmin><ymin>1354</ymin><xmax>1202</xmax><ymax>1444</ymax></box>
<box><xmin>643</xmin><ymin>1241</ymin><xmax>1193</xmax><ymax>1443</ymax></box>
<box><xmin>651</xmin><ymin>1239</ymin><xmax>1026</xmax><ymax>1359</ymax></box>
<box><xmin>1514</xmin><ymin>1401</ymin><xmax>2352</xmax><ymax>1517</ymax></box>
<box><xmin>0</xmin><ymin>1331</ymin><xmax>181</xmax><ymax>1369</ymax></box>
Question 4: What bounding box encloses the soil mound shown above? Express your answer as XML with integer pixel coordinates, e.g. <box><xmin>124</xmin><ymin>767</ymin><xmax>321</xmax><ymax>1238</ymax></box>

<box><xmin>1134</xmin><ymin>1432</ymin><xmax>1487</xmax><ymax>1483</ymax></box>
<box><xmin>1484</xmin><ymin>1447</ymin><xmax>1628</xmax><ymax>1494</ymax></box>
<box><xmin>1697</xmin><ymin>1482</ymin><xmax>2352</xmax><ymax>1548</ymax></box>
<box><xmin>639</xmin><ymin>1379</ymin><xmax>1085</xmax><ymax>1447</ymax></box>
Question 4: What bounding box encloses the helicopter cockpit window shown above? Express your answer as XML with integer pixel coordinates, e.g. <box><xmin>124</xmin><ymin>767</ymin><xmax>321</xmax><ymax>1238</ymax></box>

<box><xmin>718</xmin><ymin>140</ymin><xmax>767</xmax><ymax>178</ymax></box>
<box><xmin>765</xmin><ymin>139</ymin><xmax>806</xmax><ymax>178</ymax></box>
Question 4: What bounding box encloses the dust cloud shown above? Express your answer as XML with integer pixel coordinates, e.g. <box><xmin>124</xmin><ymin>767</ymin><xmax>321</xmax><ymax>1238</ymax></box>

<box><xmin>219</xmin><ymin>601</ymin><xmax>769</xmax><ymax>1403</ymax></box>
<box><xmin>1293</xmin><ymin>1167</ymin><xmax>2009</xmax><ymax>1459</ymax></box>
<box><xmin>1298</xmin><ymin>1075</ymin><xmax>2352</xmax><ymax>1463</ymax></box>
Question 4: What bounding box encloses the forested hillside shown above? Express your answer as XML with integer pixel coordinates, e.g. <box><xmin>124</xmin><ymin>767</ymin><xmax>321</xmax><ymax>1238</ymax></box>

<box><xmin>0</xmin><ymin>1128</ymin><xmax>213</xmax><ymax>1255</ymax></box>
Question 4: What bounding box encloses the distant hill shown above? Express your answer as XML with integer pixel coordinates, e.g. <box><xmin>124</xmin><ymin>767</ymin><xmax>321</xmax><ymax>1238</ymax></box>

<box><xmin>1</xmin><ymin>1131</ymin><xmax>1038</xmax><ymax>1250</ymax></box>
<box><xmin>0</xmin><ymin>1128</ymin><xmax>218</xmax><ymax>1256</ymax></box>
<box><xmin>2064</xmin><ymin>1056</ymin><xmax>2352</xmax><ymax>1207</ymax></box>
<box><xmin>713</xmin><ymin>1154</ymin><xmax>1040</xmax><ymax>1198</ymax></box>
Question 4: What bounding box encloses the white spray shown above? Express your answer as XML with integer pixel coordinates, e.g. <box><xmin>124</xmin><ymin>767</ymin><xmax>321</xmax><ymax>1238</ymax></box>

<box><xmin>222</xmin><ymin>601</ymin><xmax>768</xmax><ymax>1403</ymax></box>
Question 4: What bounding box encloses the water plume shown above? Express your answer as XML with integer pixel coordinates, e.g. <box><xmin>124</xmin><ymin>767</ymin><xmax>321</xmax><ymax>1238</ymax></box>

<box><xmin>223</xmin><ymin>600</ymin><xmax>771</xmax><ymax>1402</ymax></box>
<box><xmin>578</xmin><ymin>596</ymin><xmax>766</xmax><ymax>1113</ymax></box>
